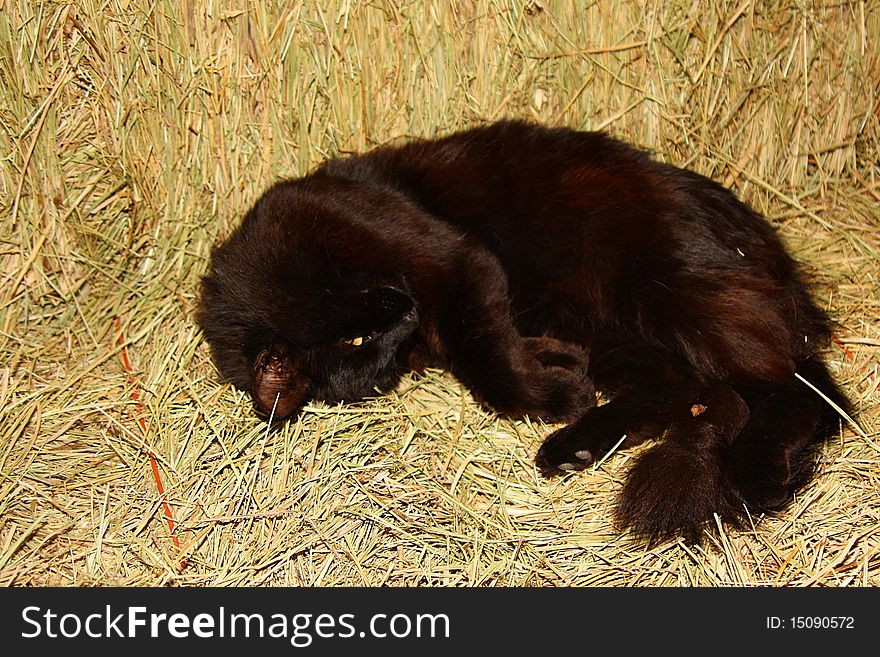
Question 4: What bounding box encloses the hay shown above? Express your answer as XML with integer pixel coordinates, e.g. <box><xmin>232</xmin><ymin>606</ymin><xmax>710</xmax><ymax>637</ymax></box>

<box><xmin>0</xmin><ymin>0</ymin><xmax>878</xmax><ymax>587</ymax></box>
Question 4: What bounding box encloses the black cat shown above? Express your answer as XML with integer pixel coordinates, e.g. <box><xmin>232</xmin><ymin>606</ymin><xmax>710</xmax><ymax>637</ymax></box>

<box><xmin>197</xmin><ymin>120</ymin><xmax>849</xmax><ymax>543</ymax></box>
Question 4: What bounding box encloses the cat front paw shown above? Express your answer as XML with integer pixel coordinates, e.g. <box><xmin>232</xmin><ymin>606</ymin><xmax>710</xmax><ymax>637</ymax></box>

<box><xmin>457</xmin><ymin>336</ymin><xmax>595</xmax><ymax>423</ymax></box>
<box><xmin>519</xmin><ymin>336</ymin><xmax>594</xmax><ymax>422</ymax></box>
<box><xmin>523</xmin><ymin>336</ymin><xmax>589</xmax><ymax>374</ymax></box>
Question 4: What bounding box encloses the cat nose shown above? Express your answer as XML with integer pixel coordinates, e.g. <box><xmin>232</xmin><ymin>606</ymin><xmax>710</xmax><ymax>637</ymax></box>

<box><xmin>252</xmin><ymin>348</ymin><xmax>310</xmax><ymax>420</ymax></box>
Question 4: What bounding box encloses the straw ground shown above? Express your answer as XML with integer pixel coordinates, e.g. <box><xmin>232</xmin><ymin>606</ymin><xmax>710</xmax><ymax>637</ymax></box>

<box><xmin>1</xmin><ymin>0</ymin><xmax>878</xmax><ymax>586</ymax></box>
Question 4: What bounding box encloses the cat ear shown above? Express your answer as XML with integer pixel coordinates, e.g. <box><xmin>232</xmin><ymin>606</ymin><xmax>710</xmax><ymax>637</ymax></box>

<box><xmin>252</xmin><ymin>348</ymin><xmax>309</xmax><ymax>420</ymax></box>
<box><xmin>357</xmin><ymin>284</ymin><xmax>416</xmax><ymax>321</ymax></box>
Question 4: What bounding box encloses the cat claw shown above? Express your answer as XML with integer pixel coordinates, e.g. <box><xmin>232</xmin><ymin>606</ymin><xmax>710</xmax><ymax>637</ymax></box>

<box><xmin>551</xmin><ymin>450</ymin><xmax>593</xmax><ymax>473</ymax></box>
<box><xmin>574</xmin><ymin>449</ymin><xmax>594</xmax><ymax>463</ymax></box>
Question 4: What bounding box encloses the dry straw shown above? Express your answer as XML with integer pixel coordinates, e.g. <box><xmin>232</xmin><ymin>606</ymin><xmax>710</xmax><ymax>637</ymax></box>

<box><xmin>0</xmin><ymin>0</ymin><xmax>878</xmax><ymax>586</ymax></box>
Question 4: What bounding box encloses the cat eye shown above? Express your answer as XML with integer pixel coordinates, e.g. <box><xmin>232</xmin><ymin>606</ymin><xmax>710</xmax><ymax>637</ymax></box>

<box><xmin>343</xmin><ymin>335</ymin><xmax>372</xmax><ymax>346</ymax></box>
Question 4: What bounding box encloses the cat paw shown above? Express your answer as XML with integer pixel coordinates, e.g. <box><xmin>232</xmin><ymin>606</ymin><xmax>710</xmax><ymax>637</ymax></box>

<box><xmin>520</xmin><ymin>337</ymin><xmax>595</xmax><ymax>423</ymax></box>
<box><xmin>523</xmin><ymin>336</ymin><xmax>589</xmax><ymax>375</ymax></box>
<box><xmin>528</xmin><ymin>371</ymin><xmax>595</xmax><ymax>423</ymax></box>
<box><xmin>462</xmin><ymin>336</ymin><xmax>595</xmax><ymax>422</ymax></box>
<box><xmin>535</xmin><ymin>424</ymin><xmax>596</xmax><ymax>477</ymax></box>
<box><xmin>534</xmin><ymin>404</ymin><xmax>646</xmax><ymax>477</ymax></box>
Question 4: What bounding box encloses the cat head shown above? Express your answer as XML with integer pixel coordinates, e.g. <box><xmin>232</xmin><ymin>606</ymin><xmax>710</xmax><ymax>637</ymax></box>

<box><xmin>197</xmin><ymin>182</ymin><xmax>420</xmax><ymax>421</ymax></box>
<box><xmin>198</xmin><ymin>264</ymin><xmax>419</xmax><ymax>420</ymax></box>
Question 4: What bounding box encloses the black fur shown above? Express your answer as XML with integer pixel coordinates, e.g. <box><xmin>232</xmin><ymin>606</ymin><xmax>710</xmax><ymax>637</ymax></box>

<box><xmin>197</xmin><ymin>120</ymin><xmax>850</xmax><ymax>543</ymax></box>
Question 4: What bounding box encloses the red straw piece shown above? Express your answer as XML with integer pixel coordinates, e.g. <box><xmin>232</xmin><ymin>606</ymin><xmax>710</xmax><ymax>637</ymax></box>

<box><xmin>833</xmin><ymin>336</ymin><xmax>879</xmax><ymax>388</ymax></box>
<box><xmin>115</xmin><ymin>317</ymin><xmax>186</xmax><ymax>571</ymax></box>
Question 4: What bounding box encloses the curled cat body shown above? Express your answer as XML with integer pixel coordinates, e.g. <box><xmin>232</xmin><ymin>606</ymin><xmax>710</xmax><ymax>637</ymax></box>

<box><xmin>197</xmin><ymin>120</ymin><xmax>849</xmax><ymax>543</ymax></box>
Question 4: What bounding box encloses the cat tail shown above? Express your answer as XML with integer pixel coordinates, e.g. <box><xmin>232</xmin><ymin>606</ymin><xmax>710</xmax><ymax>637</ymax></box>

<box><xmin>613</xmin><ymin>356</ymin><xmax>850</xmax><ymax>544</ymax></box>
